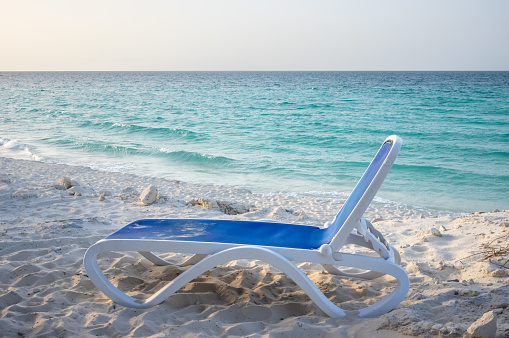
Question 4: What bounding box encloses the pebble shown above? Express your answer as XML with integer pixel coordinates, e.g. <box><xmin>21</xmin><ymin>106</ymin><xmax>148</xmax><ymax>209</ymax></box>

<box><xmin>429</xmin><ymin>228</ymin><xmax>442</xmax><ymax>237</ymax></box>
<box><xmin>59</xmin><ymin>176</ymin><xmax>72</xmax><ymax>189</ymax></box>
<box><xmin>188</xmin><ymin>198</ymin><xmax>251</xmax><ymax>215</ymax></box>
<box><xmin>467</xmin><ymin>311</ymin><xmax>497</xmax><ymax>338</ymax></box>
<box><xmin>139</xmin><ymin>185</ymin><xmax>159</xmax><ymax>206</ymax></box>
<box><xmin>486</xmin><ymin>269</ymin><xmax>508</xmax><ymax>277</ymax></box>
<box><xmin>51</xmin><ymin>246</ymin><xmax>61</xmax><ymax>252</ymax></box>
<box><xmin>434</xmin><ymin>261</ymin><xmax>445</xmax><ymax>270</ymax></box>
<box><xmin>217</xmin><ymin>201</ymin><xmax>252</xmax><ymax>215</ymax></box>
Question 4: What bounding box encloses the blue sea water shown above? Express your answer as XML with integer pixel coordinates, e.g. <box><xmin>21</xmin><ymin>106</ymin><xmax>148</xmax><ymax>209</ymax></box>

<box><xmin>1</xmin><ymin>71</ymin><xmax>508</xmax><ymax>213</ymax></box>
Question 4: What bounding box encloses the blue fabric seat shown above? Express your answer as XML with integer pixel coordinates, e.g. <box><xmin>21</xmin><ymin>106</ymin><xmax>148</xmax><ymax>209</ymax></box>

<box><xmin>107</xmin><ymin>219</ymin><xmax>326</xmax><ymax>249</ymax></box>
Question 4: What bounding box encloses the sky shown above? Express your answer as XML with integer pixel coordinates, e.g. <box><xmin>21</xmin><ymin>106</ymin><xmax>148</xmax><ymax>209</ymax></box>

<box><xmin>1</xmin><ymin>0</ymin><xmax>508</xmax><ymax>71</ymax></box>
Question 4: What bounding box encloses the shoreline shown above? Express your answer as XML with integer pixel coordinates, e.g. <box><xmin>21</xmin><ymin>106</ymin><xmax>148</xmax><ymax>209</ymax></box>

<box><xmin>0</xmin><ymin>150</ymin><xmax>479</xmax><ymax>217</ymax></box>
<box><xmin>1</xmin><ymin>156</ymin><xmax>508</xmax><ymax>336</ymax></box>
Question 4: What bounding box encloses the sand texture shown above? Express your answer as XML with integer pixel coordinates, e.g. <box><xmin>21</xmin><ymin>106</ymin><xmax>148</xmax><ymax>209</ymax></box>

<box><xmin>1</xmin><ymin>157</ymin><xmax>508</xmax><ymax>337</ymax></box>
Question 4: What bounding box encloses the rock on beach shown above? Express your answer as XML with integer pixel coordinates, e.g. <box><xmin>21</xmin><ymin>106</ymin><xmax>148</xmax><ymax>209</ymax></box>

<box><xmin>139</xmin><ymin>185</ymin><xmax>159</xmax><ymax>205</ymax></box>
<box><xmin>467</xmin><ymin>310</ymin><xmax>497</xmax><ymax>338</ymax></box>
<box><xmin>59</xmin><ymin>176</ymin><xmax>72</xmax><ymax>189</ymax></box>
<box><xmin>187</xmin><ymin>198</ymin><xmax>252</xmax><ymax>215</ymax></box>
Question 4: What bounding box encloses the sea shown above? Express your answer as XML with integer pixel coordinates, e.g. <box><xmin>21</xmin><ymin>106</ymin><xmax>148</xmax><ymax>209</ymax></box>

<box><xmin>1</xmin><ymin>71</ymin><xmax>508</xmax><ymax>214</ymax></box>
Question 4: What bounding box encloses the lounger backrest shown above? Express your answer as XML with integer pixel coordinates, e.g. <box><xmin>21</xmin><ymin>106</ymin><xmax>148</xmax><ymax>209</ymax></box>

<box><xmin>324</xmin><ymin>135</ymin><xmax>402</xmax><ymax>251</ymax></box>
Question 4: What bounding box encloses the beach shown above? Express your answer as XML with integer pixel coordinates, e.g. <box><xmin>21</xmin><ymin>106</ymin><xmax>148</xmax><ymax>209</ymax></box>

<box><xmin>1</xmin><ymin>156</ymin><xmax>508</xmax><ymax>337</ymax></box>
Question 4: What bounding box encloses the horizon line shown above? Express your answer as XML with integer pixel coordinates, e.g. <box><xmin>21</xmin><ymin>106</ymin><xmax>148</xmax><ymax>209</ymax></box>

<box><xmin>2</xmin><ymin>70</ymin><xmax>509</xmax><ymax>72</ymax></box>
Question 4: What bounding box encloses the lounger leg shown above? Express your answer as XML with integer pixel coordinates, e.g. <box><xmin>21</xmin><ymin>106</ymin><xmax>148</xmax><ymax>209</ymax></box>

<box><xmin>85</xmin><ymin>243</ymin><xmax>347</xmax><ymax>317</ymax></box>
<box><xmin>332</xmin><ymin>253</ymin><xmax>410</xmax><ymax>318</ymax></box>
<box><xmin>321</xmin><ymin>263</ymin><xmax>386</xmax><ymax>280</ymax></box>
<box><xmin>138</xmin><ymin>252</ymin><xmax>172</xmax><ymax>266</ymax></box>
<box><xmin>179</xmin><ymin>254</ymin><xmax>208</xmax><ymax>266</ymax></box>
<box><xmin>84</xmin><ymin>243</ymin><xmax>142</xmax><ymax>308</ymax></box>
<box><xmin>85</xmin><ymin>243</ymin><xmax>407</xmax><ymax>318</ymax></box>
<box><xmin>139</xmin><ymin>245</ymin><xmax>348</xmax><ymax>318</ymax></box>
<box><xmin>138</xmin><ymin>252</ymin><xmax>208</xmax><ymax>267</ymax></box>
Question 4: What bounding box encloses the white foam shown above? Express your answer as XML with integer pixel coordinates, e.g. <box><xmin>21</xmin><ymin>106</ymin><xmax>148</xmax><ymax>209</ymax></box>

<box><xmin>24</xmin><ymin>148</ymin><xmax>43</xmax><ymax>161</ymax></box>
<box><xmin>82</xmin><ymin>161</ymin><xmax>137</xmax><ymax>173</ymax></box>
<box><xmin>2</xmin><ymin>139</ymin><xmax>26</xmax><ymax>149</ymax></box>
<box><xmin>0</xmin><ymin>137</ymin><xmax>43</xmax><ymax>161</ymax></box>
<box><xmin>264</xmin><ymin>190</ymin><xmax>350</xmax><ymax>201</ymax></box>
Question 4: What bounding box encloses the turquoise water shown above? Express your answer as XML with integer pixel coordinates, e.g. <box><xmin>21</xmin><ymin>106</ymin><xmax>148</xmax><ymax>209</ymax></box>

<box><xmin>1</xmin><ymin>71</ymin><xmax>508</xmax><ymax>213</ymax></box>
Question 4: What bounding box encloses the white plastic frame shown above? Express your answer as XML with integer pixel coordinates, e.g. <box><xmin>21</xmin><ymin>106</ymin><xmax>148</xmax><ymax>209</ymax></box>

<box><xmin>84</xmin><ymin>135</ymin><xmax>409</xmax><ymax>318</ymax></box>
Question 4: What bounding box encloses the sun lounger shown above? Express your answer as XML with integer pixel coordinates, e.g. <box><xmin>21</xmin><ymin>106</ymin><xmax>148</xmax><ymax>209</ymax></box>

<box><xmin>84</xmin><ymin>135</ymin><xmax>409</xmax><ymax>318</ymax></box>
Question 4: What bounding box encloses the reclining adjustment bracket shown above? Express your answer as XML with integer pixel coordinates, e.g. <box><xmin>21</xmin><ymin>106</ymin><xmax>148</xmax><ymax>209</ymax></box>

<box><xmin>356</xmin><ymin>217</ymin><xmax>391</xmax><ymax>259</ymax></box>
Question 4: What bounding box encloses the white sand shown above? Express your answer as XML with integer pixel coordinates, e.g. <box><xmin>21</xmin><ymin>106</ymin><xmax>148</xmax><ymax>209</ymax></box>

<box><xmin>1</xmin><ymin>156</ymin><xmax>508</xmax><ymax>337</ymax></box>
